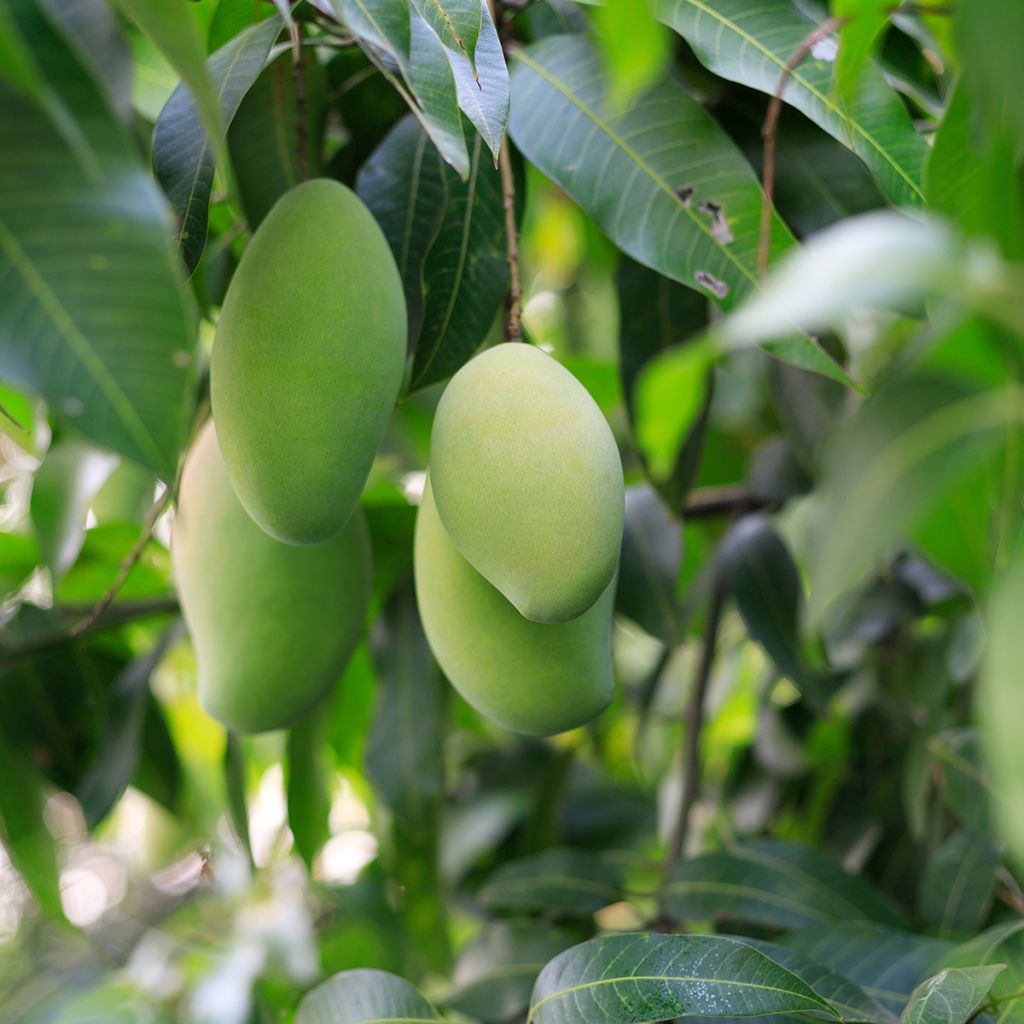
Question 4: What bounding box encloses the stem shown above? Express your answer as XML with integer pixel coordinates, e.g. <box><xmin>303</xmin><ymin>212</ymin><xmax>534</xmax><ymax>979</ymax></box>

<box><xmin>291</xmin><ymin>21</ymin><xmax>308</xmax><ymax>181</ymax></box>
<box><xmin>759</xmin><ymin>16</ymin><xmax>847</xmax><ymax>278</ymax></box>
<box><xmin>663</xmin><ymin>573</ymin><xmax>727</xmax><ymax>877</ymax></box>
<box><xmin>498</xmin><ymin>137</ymin><xmax>522</xmax><ymax>342</ymax></box>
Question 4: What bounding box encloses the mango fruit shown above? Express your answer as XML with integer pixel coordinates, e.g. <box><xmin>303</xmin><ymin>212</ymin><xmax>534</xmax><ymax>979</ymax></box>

<box><xmin>429</xmin><ymin>343</ymin><xmax>624</xmax><ymax>623</ymax></box>
<box><xmin>172</xmin><ymin>421</ymin><xmax>372</xmax><ymax>733</ymax></box>
<box><xmin>414</xmin><ymin>478</ymin><xmax>614</xmax><ymax>736</ymax></box>
<box><xmin>211</xmin><ymin>178</ymin><xmax>406</xmax><ymax>546</ymax></box>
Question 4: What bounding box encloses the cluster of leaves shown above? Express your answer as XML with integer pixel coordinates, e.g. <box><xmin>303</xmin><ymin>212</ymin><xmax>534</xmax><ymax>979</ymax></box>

<box><xmin>1</xmin><ymin>0</ymin><xmax>1024</xmax><ymax>1022</ymax></box>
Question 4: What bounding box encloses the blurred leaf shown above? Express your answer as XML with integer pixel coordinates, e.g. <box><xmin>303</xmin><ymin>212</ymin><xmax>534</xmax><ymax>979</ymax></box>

<box><xmin>617</xmin><ymin>484</ymin><xmax>685</xmax><ymax>645</ymax></box>
<box><xmin>224</xmin><ymin>731</ymin><xmax>254</xmax><ymax>866</ymax></box>
<box><xmin>509</xmin><ymin>34</ymin><xmax>794</xmax><ymax>312</ymax></box>
<box><xmin>357</xmin><ymin>113</ymin><xmax>449</xmax><ymax>350</ymax></box>
<box><xmin>286</xmin><ymin>712</ymin><xmax>331</xmax><ymax>873</ymax></box>
<box><xmin>227</xmin><ymin>50</ymin><xmax>328</xmax><ymax>231</ymax></box>
<box><xmin>663</xmin><ymin>839</ymin><xmax>907</xmax><ymax>930</ymax></box>
<box><xmin>208</xmin><ymin>0</ymin><xmax>277</xmax><ymax>50</ymax></box>
<box><xmin>477</xmin><ymin>848</ymin><xmax>624</xmax><ymax>917</ymax></box>
<box><xmin>76</xmin><ymin>623</ymin><xmax>181</xmax><ymax>828</ymax></box>
<box><xmin>91</xmin><ymin>459</ymin><xmax>155</xmax><ymax>526</ymax></box>
<box><xmin>132</xmin><ymin>691</ymin><xmax>183</xmax><ymax>814</ymax></box>
<box><xmin>929</xmin><ymin>729</ymin><xmax>996</xmax><ymax>836</ymax></box>
<box><xmin>0</xmin><ymin>532</ymin><xmax>42</xmax><ymax>596</ymax></box>
<box><xmin>110</xmin><ymin>0</ymin><xmax>223</xmax><ymax>143</ymax></box>
<box><xmin>834</xmin><ymin>0</ymin><xmax>890</xmax><ymax>115</ymax></box>
<box><xmin>297</xmin><ymin>968</ymin><xmax>441</xmax><ymax>1024</ymax></box>
<box><xmin>0</xmin><ymin>2</ymin><xmax>197</xmax><ymax>479</ymax></box>
<box><xmin>444</xmin><ymin>921</ymin><xmax>574</xmax><ymax>1023</ymax></box>
<box><xmin>785</xmin><ymin>923</ymin><xmax>955</xmax><ymax>1016</ymax></box>
<box><xmin>0</xmin><ymin>740</ymin><xmax>65</xmax><ymax>922</ymax></box>
<box><xmin>152</xmin><ymin>15</ymin><xmax>282</xmax><ymax>274</ymax></box>
<box><xmin>408</xmin><ymin>133</ymin><xmax>509</xmax><ymax>391</ymax></box>
<box><xmin>57</xmin><ymin>524</ymin><xmax>170</xmax><ymax>604</ymax></box>
<box><xmin>656</xmin><ymin>0</ymin><xmax>926</xmax><ymax>205</ymax></box>
<box><xmin>901</xmin><ymin>966</ymin><xmax>1005</xmax><ymax>1024</ymax></box>
<box><xmin>30</xmin><ymin>440</ymin><xmax>118</xmax><ymax>583</ymax></box>
<box><xmin>980</xmin><ymin>550</ymin><xmax>1024</xmax><ymax>874</ymax></box>
<box><xmin>720</xmin><ymin>513</ymin><xmax>827</xmax><ymax>706</ymax></box>
<box><xmin>327</xmin><ymin>642</ymin><xmax>377</xmax><ymax>768</ymax></box>
<box><xmin>595</xmin><ymin>0</ymin><xmax>670</xmax><ymax>110</ymax></box>
<box><xmin>918</xmin><ymin>832</ymin><xmax>1000</xmax><ymax>940</ymax></box>
<box><xmin>530</xmin><ymin>933</ymin><xmax>842</xmax><ymax>1024</ymax></box>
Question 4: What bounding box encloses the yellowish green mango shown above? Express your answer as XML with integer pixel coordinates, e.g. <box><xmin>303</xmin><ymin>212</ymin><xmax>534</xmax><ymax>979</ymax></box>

<box><xmin>172</xmin><ymin>421</ymin><xmax>372</xmax><ymax>733</ymax></box>
<box><xmin>211</xmin><ymin>178</ymin><xmax>406</xmax><ymax>546</ymax></box>
<box><xmin>429</xmin><ymin>343</ymin><xmax>624</xmax><ymax>623</ymax></box>
<box><xmin>414</xmin><ymin>478</ymin><xmax>614</xmax><ymax>736</ymax></box>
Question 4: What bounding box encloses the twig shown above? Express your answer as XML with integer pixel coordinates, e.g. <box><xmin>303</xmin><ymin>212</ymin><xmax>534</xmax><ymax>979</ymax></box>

<box><xmin>498</xmin><ymin>137</ymin><xmax>522</xmax><ymax>342</ymax></box>
<box><xmin>290</xmin><ymin>21</ymin><xmax>308</xmax><ymax>181</ymax></box>
<box><xmin>662</xmin><ymin>572</ymin><xmax>727</xmax><ymax>878</ymax></box>
<box><xmin>759</xmin><ymin>16</ymin><xmax>847</xmax><ymax>278</ymax></box>
<box><xmin>683</xmin><ymin>483</ymin><xmax>778</xmax><ymax>519</ymax></box>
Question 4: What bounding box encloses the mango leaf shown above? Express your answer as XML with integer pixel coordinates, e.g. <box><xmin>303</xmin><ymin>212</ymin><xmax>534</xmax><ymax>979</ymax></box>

<box><xmin>297</xmin><ymin>968</ymin><xmax>442</xmax><ymax>1024</ymax></box>
<box><xmin>928</xmin><ymin>729</ymin><xmax>996</xmax><ymax>836</ymax></box>
<box><xmin>662</xmin><ymin>839</ymin><xmax>907</xmax><ymax>930</ymax></box>
<box><xmin>0</xmin><ymin>2</ymin><xmax>196</xmax><ymax>479</ymax></box>
<box><xmin>411</xmin><ymin>0</ymin><xmax>481</xmax><ymax>68</ymax></box>
<box><xmin>594</xmin><ymin>0</ymin><xmax>671</xmax><ymax>110</ymax></box>
<box><xmin>509</xmin><ymin>34</ymin><xmax>793</xmax><ymax>312</ymax></box>
<box><xmin>720</xmin><ymin>513</ymin><xmax>828</xmax><ymax>707</ymax></box>
<box><xmin>152</xmin><ymin>15</ymin><xmax>282</xmax><ymax>274</ymax></box>
<box><xmin>30</xmin><ymin>440</ymin><xmax>118</xmax><ymax>583</ymax></box>
<box><xmin>227</xmin><ymin>50</ymin><xmax>328</xmax><ymax>230</ymax></box>
<box><xmin>944</xmin><ymin>923</ymin><xmax>1024</xmax><ymax>1024</ymax></box>
<box><xmin>919</xmin><ymin>832</ymin><xmax>1000</xmax><ymax>940</ymax></box>
<box><xmin>529</xmin><ymin>933</ymin><xmax>842</xmax><ymax>1024</ymax></box>
<box><xmin>980</xmin><ymin>549</ymin><xmax>1024</xmax><ymax>874</ymax></box>
<box><xmin>357</xmin><ymin>113</ymin><xmax>449</xmax><ymax>349</ymax></box>
<box><xmin>208</xmin><ymin>0</ymin><xmax>278</xmax><ymax>50</ymax></box>
<box><xmin>653</xmin><ymin>0</ymin><xmax>926</xmax><ymax>206</ymax></box>
<box><xmin>785</xmin><ymin>923</ymin><xmax>954</xmax><ymax>1017</ymax></box>
<box><xmin>901</xmin><ymin>967</ymin><xmax>1005</xmax><ymax>1024</ymax></box>
<box><xmin>834</xmin><ymin>0</ymin><xmax>891</xmax><ymax>115</ymax></box>
<box><xmin>224</xmin><ymin>732</ymin><xmax>254</xmax><ymax>866</ymax></box>
<box><xmin>616</xmin><ymin>484</ymin><xmax>685</xmax><ymax>645</ymax></box>
<box><xmin>409</xmin><ymin>133</ymin><xmax>509</xmax><ymax>391</ymax></box>
<box><xmin>478</xmin><ymin>848</ymin><xmax>624</xmax><ymax>917</ymax></box>
<box><xmin>0</xmin><ymin>740</ymin><xmax>65</xmax><ymax>922</ymax></box>
<box><xmin>444</xmin><ymin>921</ymin><xmax>574</xmax><ymax>1024</ymax></box>
<box><xmin>286</xmin><ymin>712</ymin><xmax>331</xmax><ymax>873</ymax></box>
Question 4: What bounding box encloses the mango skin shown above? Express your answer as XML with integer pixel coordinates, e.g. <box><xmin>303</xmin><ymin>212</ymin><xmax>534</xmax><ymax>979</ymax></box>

<box><xmin>414</xmin><ymin>479</ymin><xmax>614</xmax><ymax>736</ymax></box>
<box><xmin>211</xmin><ymin>178</ymin><xmax>406</xmax><ymax>545</ymax></box>
<box><xmin>172</xmin><ymin>421</ymin><xmax>372</xmax><ymax>733</ymax></box>
<box><xmin>429</xmin><ymin>344</ymin><xmax>624</xmax><ymax>623</ymax></box>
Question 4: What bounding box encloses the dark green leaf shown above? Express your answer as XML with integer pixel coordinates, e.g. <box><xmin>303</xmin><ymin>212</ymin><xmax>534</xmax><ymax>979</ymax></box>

<box><xmin>208</xmin><ymin>0</ymin><xmax>278</xmax><ymax>51</ymax></box>
<box><xmin>477</xmin><ymin>848</ymin><xmax>624</xmax><ymax>917</ymax></box>
<box><xmin>901</xmin><ymin>966</ymin><xmax>1005</xmax><ymax>1024</ymax></box>
<box><xmin>411</xmin><ymin>0</ymin><xmax>481</xmax><ymax>68</ymax></box>
<box><xmin>529</xmin><ymin>933</ymin><xmax>842</xmax><ymax>1024</ymax></box>
<box><xmin>919</xmin><ymin>832</ymin><xmax>1000</xmax><ymax>940</ymax></box>
<box><xmin>928</xmin><ymin>729</ymin><xmax>996</xmax><ymax>836</ymax></box>
<box><xmin>286</xmin><ymin>712</ymin><xmax>331</xmax><ymax>873</ymax></box>
<box><xmin>132</xmin><ymin>691</ymin><xmax>182</xmax><ymax>815</ymax></box>
<box><xmin>655</xmin><ymin>0</ymin><xmax>927</xmax><ymax>205</ymax></box>
<box><xmin>297</xmin><ymin>968</ymin><xmax>442</xmax><ymax>1024</ymax></box>
<box><xmin>0</xmin><ymin>2</ymin><xmax>197</xmax><ymax>479</ymax></box>
<box><xmin>944</xmin><ymin>922</ymin><xmax>1024</xmax><ymax>1024</ymax></box>
<box><xmin>662</xmin><ymin>839</ymin><xmax>907</xmax><ymax>930</ymax></box>
<box><xmin>152</xmin><ymin>16</ymin><xmax>282</xmax><ymax>274</ymax></box>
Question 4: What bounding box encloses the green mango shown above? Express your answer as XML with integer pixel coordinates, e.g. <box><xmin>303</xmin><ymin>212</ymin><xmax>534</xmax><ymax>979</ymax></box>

<box><xmin>211</xmin><ymin>178</ymin><xmax>405</xmax><ymax>545</ymax></box>
<box><xmin>414</xmin><ymin>478</ymin><xmax>614</xmax><ymax>736</ymax></box>
<box><xmin>429</xmin><ymin>343</ymin><xmax>624</xmax><ymax>623</ymax></box>
<box><xmin>172</xmin><ymin>421</ymin><xmax>372</xmax><ymax>733</ymax></box>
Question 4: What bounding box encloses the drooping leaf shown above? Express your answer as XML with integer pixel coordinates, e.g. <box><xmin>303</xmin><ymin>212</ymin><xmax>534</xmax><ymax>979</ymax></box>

<box><xmin>30</xmin><ymin>440</ymin><xmax>118</xmax><ymax>583</ymax></box>
<box><xmin>286</xmin><ymin>712</ymin><xmax>331</xmax><ymax>873</ymax></box>
<box><xmin>358</xmin><ymin>114</ymin><xmax>450</xmax><ymax>349</ymax></box>
<box><xmin>834</xmin><ymin>0</ymin><xmax>891</xmax><ymax>115</ymax></box>
<box><xmin>224</xmin><ymin>732</ymin><xmax>254</xmax><ymax>866</ymax></box>
<box><xmin>0</xmin><ymin>2</ymin><xmax>196</xmax><ymax>479</ymax></box>
<box><xmin>297</xmin><ymin>968</ymin><xmax>442</xmax><ymax>1024</ymax></box>
<box><xmin>444</xmin><ymin>921</ymin><xmax>574</xmax><ymax>1024</ymax></box>
<box><xmin>411</xmin><ymin>0</ymin><xmax>481</xmax><ymax>68</ymax></box>
<box><xmin>529</xmin><ymin>933</ymin><xmax>842</xmax><ymax>1024</ymax></box>
<box><xmin>616</xmin><ymin>484</ymin><xmax>685</xmax><ymax>645</ymax></box>
<box><xmin>784</xmin><ymin>923</ymin><xmax>954</xmax><ymax>1016</ymax></box>
<box><xmin>152</xmin><ymin>15</ymin><xmax>282</xmax><ymax>274</ymax></box>
<box><xmin>654</xmin><ymin>0</ymin><xmax>927</xmax><ymax>206</ymax></box>
<box><xmin>478</xmin><ymin>848</ymin><xmax>624</xmax><ymax>917</ymax></box>
<box><xmin>720</xmin><ymin>513</ymin><xmax>828</xmax><ymax>706</ymax></box>
<box><xmin>901</xmin><ymin>967</ymin><xmax>1005</xmax><ymax>1024</ymax></box>
<box><xmin>919</xmin><ymin>832</ymin><xmax>1000</xmax><ymax>940</ymax></box>
<box><xmin>662</xmin><ymin>839</ymin><xmax>907</xmax><ymax>930</ymax></box>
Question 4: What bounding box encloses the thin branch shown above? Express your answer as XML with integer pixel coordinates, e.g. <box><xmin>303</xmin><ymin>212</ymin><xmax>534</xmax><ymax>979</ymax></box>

<box><xmin>290</xmin><ymin>21</ymin><xmax>309</xmax><ymax>181</ymax></box>
<box><xmin>663</xmin><ymin>572</ymin><xmax>727</xmax><ymax>877</ymax></box>
<box><xmin>683</xmin><ymin>483</ymin><xmax>778</xmax><ymax>519</ymax></box>
<box><xmin>498</xmin><ymin>137</ymin><xmax>523</xmax><ymax>342</ymax></box>
<box><xmin>758</xmin><ymin>16</ymin><xmax>847</xmax><ymax>278</ymax></box>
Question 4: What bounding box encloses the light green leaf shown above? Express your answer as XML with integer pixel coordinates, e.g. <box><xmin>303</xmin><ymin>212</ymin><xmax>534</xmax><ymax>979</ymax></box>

<box><xmin>0</xmin><ymin>1</ymin><xmax>196</xmax><ymax>479</ymax></box>
<box><xmin>901</xmin><ymin>967</ymin><xmax>1005</xmax><ymax>1024</ymax></box>
<box><xmin>286</xmin><ymin>713</ymin><xmax>331</xmax><ymax>873</ymax></box>
<box><xmin>834</xmin><ymin>0</ymin><xmax>891</xmax><ymax>115</ymax></box>
<box><xmin>595</xmin><ymin>0</ymin><xmax>671</xmax><ymax>111</ymax></box>
<box><xmin>224</xmin><ymin>732</ymin><xmax>253</xmax><ymax>867</ymax></box>
<box><xmin>654</xmin><ymin>0</ymin><xmax>926</xmax><ymax>206</ymax></box>
<box><xmin>529</xmin><ymin>933</ymin><xmax>843</xmax><ymax>1024</ymax></box>
<box><xmin>298</xmin><ymin>969</ymin><xmax>442</xmax><ymax>1024</ymax></box>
